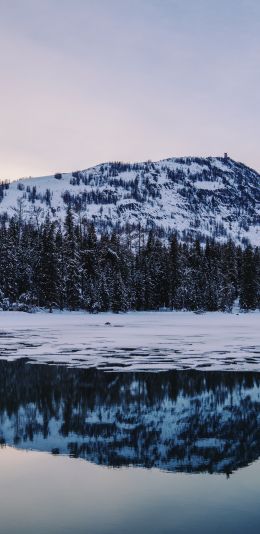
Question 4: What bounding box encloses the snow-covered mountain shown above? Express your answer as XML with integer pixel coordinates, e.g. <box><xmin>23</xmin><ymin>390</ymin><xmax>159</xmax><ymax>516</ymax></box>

<box><xmin>1</xmin><ymin>155</ymin><xmax>259</xmax><ymax>244</ymax></box>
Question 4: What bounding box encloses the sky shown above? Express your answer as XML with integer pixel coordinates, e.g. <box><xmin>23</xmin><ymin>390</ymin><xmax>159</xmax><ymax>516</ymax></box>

<box><xmin>1</xmin><ymin>0</ymin><xmax>260</xmax><ymax>180</ymax></box>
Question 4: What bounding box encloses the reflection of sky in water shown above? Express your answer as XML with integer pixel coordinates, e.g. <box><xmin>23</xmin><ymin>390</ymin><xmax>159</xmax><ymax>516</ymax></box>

<box><xmin>1</xmin><ymin>360</ymin><xmax>260</xmax><ymax>532</ymax></box>
<box><xmin>1</xmin><ymin>446</ymin><xmax>260</xmax><ymax>534</ymax></box>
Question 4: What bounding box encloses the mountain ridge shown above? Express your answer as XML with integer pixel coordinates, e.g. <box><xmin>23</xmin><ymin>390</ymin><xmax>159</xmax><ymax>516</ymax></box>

<box><xmin>0</xmin><ymin>155</ymin><xmax>259</xmax><ymax>245</ymax></box>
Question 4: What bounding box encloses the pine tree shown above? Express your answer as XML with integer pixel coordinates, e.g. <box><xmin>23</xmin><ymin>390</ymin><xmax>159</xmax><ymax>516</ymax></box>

<box><xmin>168</xmin><ymin>234</ymin><xmax>180</xmax><ymax>309</ymax></box>
<box><xmin>240</xmin><ymin>246</ymin><xmax>258</xmax><ymax>310</ymax></box>
<box><xmin>38</xmin><ymin>217</ymin><xmax>58</xmax><ymax>311</ymax></box>
<box><xmin>64</xmin><ymin>208</ymin><xmax>81</xmax><ymax>310</ymax></box>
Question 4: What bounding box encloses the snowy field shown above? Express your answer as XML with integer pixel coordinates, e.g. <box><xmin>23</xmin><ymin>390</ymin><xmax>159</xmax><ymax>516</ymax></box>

<box><xmin>0</xmin><ymin>310</ymin><xmax>259</xmax><ymax>371</ymax></box>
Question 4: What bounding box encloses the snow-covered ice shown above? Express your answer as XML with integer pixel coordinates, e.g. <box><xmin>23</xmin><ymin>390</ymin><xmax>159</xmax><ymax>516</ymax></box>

<box><xmin>0</xmin><ymin>310</ymin><xmax>259</xmax><ymax>371</ymax></box>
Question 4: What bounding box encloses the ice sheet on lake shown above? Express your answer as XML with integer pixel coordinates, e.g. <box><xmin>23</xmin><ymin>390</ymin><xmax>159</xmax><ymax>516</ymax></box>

<box><xmin>0</xmin><ymin>310</ymin><xmax>259</xmax><ymax>371</ymax></box>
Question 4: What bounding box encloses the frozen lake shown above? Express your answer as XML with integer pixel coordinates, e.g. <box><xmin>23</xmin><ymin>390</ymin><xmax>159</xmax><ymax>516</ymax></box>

<box><xmin>0</xmin><ymin>311</ymin><xmax>260</xmax><ymax>532</ymax></box>
<box><xmin>0</xmin><ymin>310</ymin><xmax>259</xmax><ymax>371</ymax></box>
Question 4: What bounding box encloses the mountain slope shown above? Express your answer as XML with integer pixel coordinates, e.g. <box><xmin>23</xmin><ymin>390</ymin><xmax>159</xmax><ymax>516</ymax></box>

<box><xmin>1</xmin><ymin>156</ymin><xmax>259</xmax><ymax>244</ymax></box>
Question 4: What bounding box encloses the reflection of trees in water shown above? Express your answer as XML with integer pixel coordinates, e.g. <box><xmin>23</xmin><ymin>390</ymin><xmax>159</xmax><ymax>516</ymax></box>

<box><xmin>0</xmin><ymin>359</ymin><xmax>260</xmax><ymax>474</ymax></box>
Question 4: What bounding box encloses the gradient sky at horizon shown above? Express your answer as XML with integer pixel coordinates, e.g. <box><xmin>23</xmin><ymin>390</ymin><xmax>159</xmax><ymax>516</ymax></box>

<box><xmin>1</xmin><ymin>0</ymin><xmax>260</xmax><ymax>180</ymax></box>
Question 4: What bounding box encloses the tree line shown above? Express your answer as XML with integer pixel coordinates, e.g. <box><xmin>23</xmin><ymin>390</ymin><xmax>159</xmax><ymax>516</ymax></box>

<box><xmin>0</xmin><ymin>209</ymin><xmax>259</xmax><ymax>313</ymax></box>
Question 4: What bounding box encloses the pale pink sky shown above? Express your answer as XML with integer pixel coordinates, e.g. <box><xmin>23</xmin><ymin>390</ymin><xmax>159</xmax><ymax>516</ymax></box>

<box><xmin>1</xmin><ymin>0</ymin><xmax>260</xmax><ymax>180</ymax></box>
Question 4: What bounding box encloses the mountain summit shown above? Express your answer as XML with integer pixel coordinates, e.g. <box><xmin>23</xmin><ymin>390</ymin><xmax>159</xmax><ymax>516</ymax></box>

<box><xmin>1</xmin><ymin>156</ymin><xmax>259</xmax><ymax>245</ymax></box>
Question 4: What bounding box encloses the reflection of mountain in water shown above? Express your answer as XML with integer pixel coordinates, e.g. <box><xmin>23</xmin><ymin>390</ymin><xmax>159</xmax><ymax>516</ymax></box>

<box><xmin>0</xmin><ymin>359</ymin><xmax>260</xmax><ymax>475</ymax></box>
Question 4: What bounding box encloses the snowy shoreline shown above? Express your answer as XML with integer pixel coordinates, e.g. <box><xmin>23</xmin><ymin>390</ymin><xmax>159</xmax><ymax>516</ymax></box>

<box><xmin>0</xmin><ymin>310</ymin><xmax>259</xmax><ymax>372</ymax></box>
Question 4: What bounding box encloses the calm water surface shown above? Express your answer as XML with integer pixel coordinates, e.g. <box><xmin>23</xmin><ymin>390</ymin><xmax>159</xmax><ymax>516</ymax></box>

<box><xmin>0</xmin><ymin>359</ymin><xmax>260</xmax><ymax>533</ymax></box>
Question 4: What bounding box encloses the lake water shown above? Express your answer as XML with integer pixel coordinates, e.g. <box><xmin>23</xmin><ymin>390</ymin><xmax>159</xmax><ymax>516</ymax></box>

<box><xmin>0</xmin><ymin>359</ymin><xmax>260</xmax><ymax>533</ymax></box>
